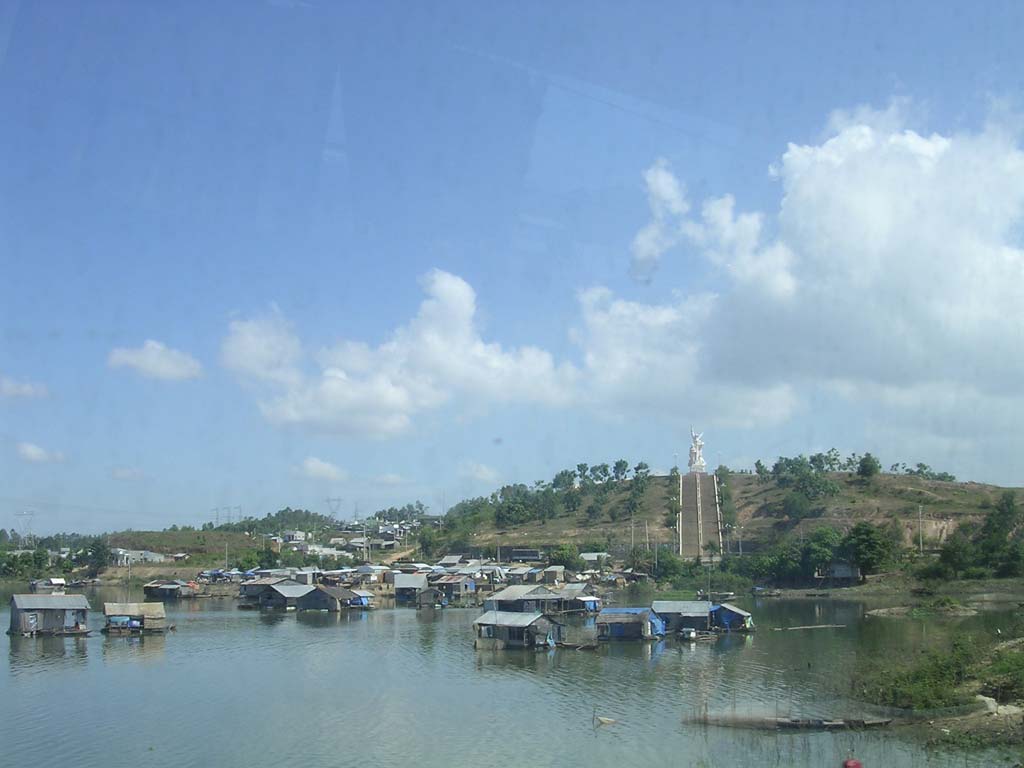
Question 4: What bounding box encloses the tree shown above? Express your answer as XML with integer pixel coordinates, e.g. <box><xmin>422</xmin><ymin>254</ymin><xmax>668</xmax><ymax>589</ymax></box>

<box><xmin>590</xmin><ymin>463</ymin><xmax>610</xmax><ymax>484</ymax></box>
<box><xmin>552</xmin><ymin>469</ymin><xmax>576</xmax><ymax>491</ymax></box>
<box><xmin>418</xmin><ymin>526</ymin><xmax>440</xmax><ymax>558</ymax></box>
<box><xmin>754</xmin><ymin>460</ymin><xmax>769</xmax><ymax>483</ymax></box>
<box><xmin>625</xmin><ymin>546</ymin><xmax>654</xmax><ymax>574</ymax></box>
<box><xmin>548</xmin><ymin>543</ymin><xmax>584</xmax><ymax>571</ymax></box>
<box><xmin>612</xmin><ymin>459</ymin><xmax>630</xmax><ymax>483</ymax></box>
<box><xmin>0</xmin><ymin>528</ymin><xmax>9</xmax><ymax>547</ymax></box>
<box><xmin>576</xmin><ymin>463</ymin><xmax>590</xmax><ymax>486</ymax></box>
<box><xmin>85</xmin><ymin>537</ymin><xmax>110</xmax><ymax>577</ymax></box>
<box><xmin>782</xmin><ymin>492</ymin><xmax>813</xmax><ymax>521</ymax></box>
<box><xmin>563</xmin><ymin>488</ymin><xmax>582</xmax><ymax>516</ymax></box>
<box><xmin>939</xmin><ymin>526</ymin><xmax>976</xmax><ymax>579</ymax></box>
<box><xmin>857</xmin><ymin>453</ymin><xmax>881</xmax><ymax>480</ymax></box>
<box><xmin>585</xmin><ymin>503</ymin><xmax>602</xmax><ymax>524</ymax></box>
<box><xmin>842</xmin><ymin>523</ymin><xmax>892</xmax><ymax>576</ymax></box>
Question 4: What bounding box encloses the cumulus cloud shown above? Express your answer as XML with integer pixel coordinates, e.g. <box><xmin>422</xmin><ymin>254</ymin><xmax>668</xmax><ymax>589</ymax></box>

<box><xmin>0</xmin><ymin>374</ymin><xmax>47</xmax><ymax>398</ymax></box>
<box><xmin>17</xmin><ymin>442</ymin><xmax>64</xmax><ymax>463</ymax></box>
<box><xmin>458</xmin><ymin>460</ymin><xmax>500</xmax><ymax>484</ymax></box>
<box><xmin>298</xmin><ymin>456</ymin><xmax>346</xmax><ymax>482</ymax></box>
<box><xmin>224</xmin><ymin>270</ymin><xmax>578</xmax><ymax>437</ymax></box>
<box><xmin>620</xmin><ymin>103</ymin><xmax>1024</xmax><ymax>450</ymax></box>
<box><xmin>108</xmin><ymin>340</ymin><xmax>202</xmax><ymax>380</ymax></box>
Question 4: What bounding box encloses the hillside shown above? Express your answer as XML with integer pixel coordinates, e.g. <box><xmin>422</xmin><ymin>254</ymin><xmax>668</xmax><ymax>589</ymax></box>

<box><xmin>445</xmin><ymin>472</ymin><xmax>1019</xmax><ymax>555</ymax></box>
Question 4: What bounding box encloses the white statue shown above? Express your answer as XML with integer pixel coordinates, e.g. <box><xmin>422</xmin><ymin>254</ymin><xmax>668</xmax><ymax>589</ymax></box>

<box><xmin>688</xmin><ymin>427</ymin><xmax>706</xmax><ymax>473</ymax></box>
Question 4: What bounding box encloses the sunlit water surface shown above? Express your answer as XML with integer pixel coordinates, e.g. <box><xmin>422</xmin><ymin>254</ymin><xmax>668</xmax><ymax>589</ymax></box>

<box><xmin>1</xmin><ymin>589</ymin><xmax>1016</xmax><ymax>767</ymax></box>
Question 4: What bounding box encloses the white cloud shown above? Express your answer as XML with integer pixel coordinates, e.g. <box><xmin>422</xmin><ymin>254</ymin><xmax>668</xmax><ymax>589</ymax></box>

<box><xmin>108</xmin><ymin>340</ymin><xmax>202</xmax><ymax>380</ymax></box>
<box><xmin>298</xmin><ymin>456</ymin><xmax>346</xmax><ymax>482</ymax></box>
<box><xmin>111</xmin><ymin>466</ymin><xmax>145</xmax><ymax>480</ymax></box>
<box><xmin>458</xmin><ymin>460</ymin><xmax>500</xmax><ymax>484</ymax></box>
<box><xmin>224</xmin><ymin>270</ymin><xmax>578</xmax><ymax>437</ymax></box>
<box><xmin>17</xmin><ymin>442</ymin><xmax>64</xmax><ymax>464</ymax></box>
<box><xmin>629</xmin><ymin>158</ymin><xmax>690</xmax><ymax>282</ymax></box>
<box><xmin>373</xmin><ymin>472</ymin><xmax>407</xmax><ymax>486</ymax></box>
<box><xmin>0</xmin><ymin>374</ymin><xmax>47</xmax><ymax>398</ymax></box>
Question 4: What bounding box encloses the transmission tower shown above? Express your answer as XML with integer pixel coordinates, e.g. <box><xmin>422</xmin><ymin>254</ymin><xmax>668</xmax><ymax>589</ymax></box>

<box><xmin>14</xmin><ymin>510</ymin><xmax>36</xmax><ymax>547</ymax></box>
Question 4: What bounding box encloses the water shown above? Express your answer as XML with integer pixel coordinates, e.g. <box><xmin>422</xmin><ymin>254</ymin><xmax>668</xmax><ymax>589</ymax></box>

<box><xmin>1</xmin><ymin>589</ymin><xmax>1016</xmax><ymax>767</ymax></box>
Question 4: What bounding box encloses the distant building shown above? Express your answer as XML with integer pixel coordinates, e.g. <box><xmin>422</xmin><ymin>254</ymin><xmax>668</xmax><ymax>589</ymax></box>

<box><xmin>8</xmin><ymin>594</ymin><xmax>91</xmax><ymax>636</ymax></box>
<box><xmin>509</xmin><ymin>548</ymin><xmax>543</xmax><ymax>563</ymax></box>
<box><xmin>142</xmin><ymin>580</ymin><xmax>196</xmax><ymax>601</ymax></box>
<box><xmin>580</xmin><ymin>552</ymin><xmax>611</xmax><ymax>567</ymax></box>
<box><xmin>111</xmin><ymin>549</ymin><xmax>167</xmax><ymax>566</ymax></box>
<box><xmin>297</xmin><ymin>585</ymin><xmax>360</xmax><ymax>613</ymax></box>
<box><xmin>432</xmin><ymin>574</ymin><xmax>476</xmax><ymax>604</ymax></box>
<box><xmin>282</xmin><ymin>531</ymin><xmax>307</xmax><ymax>543</ymax></box>
<box><xmin>712</xmin><ymin>603</ymin><xmax>754</xmax><ymax>632</ymax></box>
<box><xmin>262</xmin><ymin>583</ymin><xmax>315</xmax><ymax>610</ymax></box>
<box><xmin>484</xmin><ymin>585</ymin><xmax>559</xmax><ymax>614</ymax></box>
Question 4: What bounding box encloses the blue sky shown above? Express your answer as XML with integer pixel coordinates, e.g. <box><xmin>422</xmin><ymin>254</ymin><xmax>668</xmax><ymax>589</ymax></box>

<box><xmin>2</xmin><ymin>1</ymin><xmax>1023</xmax><ymax>533</ymax></box>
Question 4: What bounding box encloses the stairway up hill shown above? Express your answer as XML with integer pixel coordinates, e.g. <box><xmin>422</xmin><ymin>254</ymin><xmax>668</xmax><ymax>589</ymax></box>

<box><xmin>679</xmin><ymin>472</ymin><xmax>723</xmax><ymax>560</ymax></box>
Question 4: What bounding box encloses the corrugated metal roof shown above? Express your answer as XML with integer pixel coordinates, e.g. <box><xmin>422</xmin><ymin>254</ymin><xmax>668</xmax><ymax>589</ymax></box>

<box><xmin>487</xmin><ymin>585</ymin><xmax>557</xmax><ymax>602</ymax></box>
<box><xmin>473</xmin><ymin>611</ymin><xmax>547</xmax><ymax>628</ymax></box>
<box><xmin>652</xmin><ymin>600</ymin><xmax>712</xmax><ymax>616</ymax></box>
<box><xmin>394</xmin><ymin>574</ymin><xmax>428</xmax><ymax>590</ymax></box>
<box><xmin>352</xmin><ymin>590</ymin><xmax>374</xmax><ymax>598</ymax></box>
<box><xmin>271</xmin><ymin>584</ymin><xmax>316</xmax><ymax>598</ymax></box>
<box><xmin>597</xmin><ymin>610</ymin><xmax>648</xmax><ymax>623</ymax></box>
<box><xmin>717</xmin><ymin>602</ymin><xmax>751</xmax><ymax>617</ymax></box>
<box><xmin>11</xmin><ymin>594</ymin><xmax>90</xmax><ymax>611</ymax></box>
<box><xmin>103</xmin><ymin>602</ymin><xmax>166</xmax><ymax>618</ymax></box>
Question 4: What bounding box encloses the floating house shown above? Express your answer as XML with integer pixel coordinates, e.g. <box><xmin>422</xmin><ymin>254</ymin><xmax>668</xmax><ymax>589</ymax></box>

<box><xmin>102</xmin><ymin>602</ymin><xmax>168</xmax><ymax>635</ymax></box>
<box><xmin>394</xmin><ymin>574</ymin><xmax>429</xmax><ymax>605</ymax></box>
<box><xmin>473</xmin><ymin>611</ymin><xmax>563</xmax><ymax>650</ymax></box>
<box><xmin>262</xmin><ymin>583</ymin><xmax>315</xmax><ymax>610</ymax></box>
<box><xmin>596</xmin><ymin>608</ymin><xmax>666</xmax><ymax>640</ymax></box>
<box><xmin>237</xmin><ymin>577</ymin><xmax>296</xmax><ymax>609</ymax></box>
<box><xmin>350</xmin><ymin>589</ymin><xmax>375</xmax><ymax>609</ymax></box>
<box><xmin>29</xmin><ymin>577</ymin><xmax>67</xmax><ymax>593</ymax></box>
<box><xmin>548</xmin><ymin>583</ymin><xmax>600</xmax><ymax>613</ymax></box>
<box><xmin>506</xmin><ymin>567</ymin><xmax>532</xmax><ymax>585</ymax></box>
<box><xmin>8</xmin><ymin>594</ymin><xmax>91</xmax><ymax>636</ymax></box>
<box><xmin>432</xmin><ymin>574</ymin><xmax>476</xmax><ymax>604</ymax></box>
<box><xmin>296</xmin><ymin>585</ymin><xmax>359</xmax><ymax>613</ymax></box>
<box><xmin>142</xmin><ymin>580</ymin><xmax>197</xmax><ymax>601</ymax></box>
<box><xmin>483</xmin><ymin>585</ymin><xmax>559</xmax><ymax>613</ymax></box>
<box><xmin>416</xmin><ymin>587</ymin><xmax>445</xmax><ymax>609</ymax></box>
<box><xmin>713</xmin><ymin>603</ymin><xmax>754</xmax><ymax>632</ymax></box>
<box><xmin>651</xmin><ymin>601</ymin><xmax>713</xmax><ymax>632</ymax></box>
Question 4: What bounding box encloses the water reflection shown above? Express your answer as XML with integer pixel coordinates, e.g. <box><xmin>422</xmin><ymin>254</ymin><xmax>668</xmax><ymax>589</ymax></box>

<box><xmin>102</xmin><ymin>634</ymin><xmax>167</xmax><ymax>664</ymax></box>
<box><xmin>8</xmin><ymin>634</ymin><xmax>89</xmax><ymax>671</ymax></box>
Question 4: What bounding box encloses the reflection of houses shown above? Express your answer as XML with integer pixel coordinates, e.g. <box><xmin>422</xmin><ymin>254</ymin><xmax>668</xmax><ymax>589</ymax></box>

<box><xmin>394</xmin><ymin>574</ymin><xmax>429</xmax><ymax>605</ymax></box>
<box><xmin>142</xmin><ymin>580</ymin><xmax>197</xmax><ymax>601</ymax></box>
<box><xmin>713</xmin><ymin>603</ymin><xmax>754</xmax><ymax>632</ymax></box>
<box><xmin>432</xmin><ymin>574</ymin><xmax>476</xmax><ymax>604</ymax></box>
<box><xmin>473</xmin><ymin>611</ymin><xmax>563</xmax><ymax>650</ymax></box>
<box><xmin>483</xmin><ymin>585</ymin><xmax>559</xmax><ymax>613</ymax></box>
<box><xmin>651</xmin><ymin>601</ymin><xmax>712</xmax><ymax>632</ymax></box>
<box><xmin>102</xmin><ymin>602</ymin><xmax>168</xmax><ymax>635</ymax></box>
<box><xmin>8</xmin><ymin>594</ymin><xmax>91</xmax><ymax>636</ymax></box>
<box><xmin>596</xmin><ymin>608</ymin><xmax>666</xmax><ymax>640</ymax></box>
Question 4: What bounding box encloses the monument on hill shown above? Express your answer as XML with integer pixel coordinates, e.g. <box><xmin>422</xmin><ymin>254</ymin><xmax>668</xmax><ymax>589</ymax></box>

<box><xmin>688</xmin><ymin>427</ymin><xmax>706</xmax><ymax>474</ymax></box>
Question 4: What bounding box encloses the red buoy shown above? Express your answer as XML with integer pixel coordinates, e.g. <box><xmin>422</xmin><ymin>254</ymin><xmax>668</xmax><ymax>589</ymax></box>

<box><xmin>843</xmin><ymin>760</ymin><xmax>863</xmax><ymax>768</ymax></box>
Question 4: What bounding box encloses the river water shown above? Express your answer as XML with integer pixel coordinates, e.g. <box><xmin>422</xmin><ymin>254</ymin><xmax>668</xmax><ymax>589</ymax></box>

<box><xmin>1</xmin><ymin>588</ymin><xmax>1016</xmax><ymax>767</ymax></box>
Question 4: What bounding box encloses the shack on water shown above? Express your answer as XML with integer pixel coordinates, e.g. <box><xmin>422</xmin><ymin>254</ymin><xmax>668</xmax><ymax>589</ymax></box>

<box><xmin>596</xmin><ymin>607</ymin><xmax>666</xmax><ymax>640</ymax></box>
<box><xmin>416</xmin><ymin>587</ymin><xmax>445</xmax><ymax>609</ymax></box>
<box><xmin>473</xmin><ymin>611</ymin><xmax>563</xmax><ymax>650</ymax></box>
<box><xmin>483</xmin><ymin>585</ymin><xmax>559</xmax><ymax>613</ymax></box>
<box><xmin>8</xmin><ymin>594</ymin><xmax>91</xmax><ymax>636</ymax></box>
<box><xmin>263</xmin><ymin>583</ymin><xmax>315</xmax><ymax>610</ymax></box>
<box><xmin>102</xmin><ymin>602</ymin><xmax>168</xmax><ymax>634</ymax></box>
<box><xmin>394</xmin><ymin>574</ymin><xmax>429</xmax><ymax>605</ymax></box>
<box><xmin>713</xmin><ymin>602</ymin><xmax>755</xmax><ymax>632</ymax></box>
<box><xmin>297</xmin><ymin>585</ymin><xmax>361</xmax><ymax>613</ymax></box>
<box><xmin>142</xmin><ymin>580</ymin><xmax>197</xmax><ymax>601</ymax></box>
<box><xmin>651</xmin><ymin>600</ymin><xmax>712</xmax><ymax>632</ymax></box>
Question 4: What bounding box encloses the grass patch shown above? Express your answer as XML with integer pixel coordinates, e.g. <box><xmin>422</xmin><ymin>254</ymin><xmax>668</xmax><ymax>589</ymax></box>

<box><xmin>852</xmin><ymin>637</ymin><xmax>975</xmax><ymax>710</ymax></box>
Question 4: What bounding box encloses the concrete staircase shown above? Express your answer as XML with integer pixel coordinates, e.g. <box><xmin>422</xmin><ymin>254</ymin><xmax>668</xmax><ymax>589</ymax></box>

<box><xmin>678</xmin><ymin>472</ymin><xmax>723</xmax><ymax>561</ymax></box>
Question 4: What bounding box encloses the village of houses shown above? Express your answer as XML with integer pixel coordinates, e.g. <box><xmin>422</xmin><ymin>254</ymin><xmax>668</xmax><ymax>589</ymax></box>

<box><xmin>8</xmin><ymin>523</ymin><xmax>754</xmax><ymax>648</ymax></box>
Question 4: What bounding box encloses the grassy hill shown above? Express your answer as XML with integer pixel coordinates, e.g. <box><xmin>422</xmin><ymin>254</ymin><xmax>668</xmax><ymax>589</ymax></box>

<box><xmin>446</xmin><ymin>472</ymin><xmax>1019</xmax><ymax>555</ymax></box>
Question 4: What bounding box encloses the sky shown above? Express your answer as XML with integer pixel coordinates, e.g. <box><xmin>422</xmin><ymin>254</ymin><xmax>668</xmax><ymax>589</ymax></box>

<box><xmin>2</xmin><ymin>1</ymin><xmax>1024</xmax><ymax>534</ymax></box>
